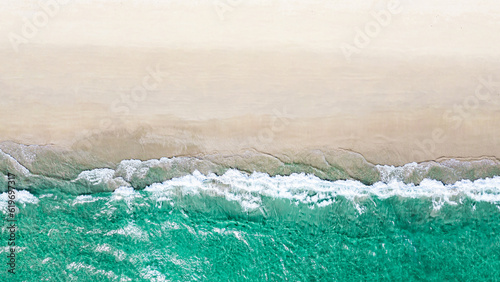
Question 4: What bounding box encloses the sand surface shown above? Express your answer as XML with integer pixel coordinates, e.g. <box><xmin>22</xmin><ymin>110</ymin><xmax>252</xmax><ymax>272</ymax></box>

<box><xmin>1</xmin><ymin>0</ymin><xmax>500</xmax><ymax>165</ymax></box>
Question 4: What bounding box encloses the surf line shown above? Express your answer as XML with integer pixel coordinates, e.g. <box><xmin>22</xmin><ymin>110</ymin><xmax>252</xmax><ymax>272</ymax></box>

<box><xmin>5</xmin><ymin>173</ymin><xmax>17</xmax><ymax>275</ymax></box>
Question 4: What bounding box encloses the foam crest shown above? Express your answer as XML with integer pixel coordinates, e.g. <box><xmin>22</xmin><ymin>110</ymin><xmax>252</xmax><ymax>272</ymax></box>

<box><xmin>0</xmin><ymin>149</ymin><xmax>31</xmax><ymax>176</ymax></box>
<box><xmin>0</xmin><ymin>190</ymin><xmax>39</xmax><ymax>212</ymax></box>
<box><xmin>142</xmin><ymin>169</ymin><xmax>500</xmax><ymax>211</ymax></box>
<box><xmin>376</xmin><ymin>158</ymin><xmax>500</xmax><ymax>184</ymax></box>
<box><xmin>3</xmin><ymin>140</ymin><xmax>500</xmax><ymax>190</ymax></box>
<box><xmin>73</xmin><ymin>168</ymin><xmax>129</xmax><ymax>191</ymax></box>
<box><xmin>75</xmin><ymin>168</ymin><xmax>116</xmax><ymax>185</ymax></box>
<box><xmin>72</xmin><ymin>195</ymin><xmax>105</xmax><ymax>206</ymax></box>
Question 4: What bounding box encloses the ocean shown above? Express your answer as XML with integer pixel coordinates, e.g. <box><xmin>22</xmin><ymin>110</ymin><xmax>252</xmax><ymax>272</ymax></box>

<box><xmin>1</xmin><ymin>149</ymin><xmax>500</xmax><ymax>281</ymax></box>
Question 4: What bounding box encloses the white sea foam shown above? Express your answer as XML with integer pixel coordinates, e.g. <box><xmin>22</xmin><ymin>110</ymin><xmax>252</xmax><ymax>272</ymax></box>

<box><xmin>73</xmin><ymin>168</ymin><xmax>130</xmax><ymax>190</ymax></box>
<box><xmin>111</xmin><ymin>186</ymin><xmax>141</xmax><ymax>201</ymax></box>
<box><xmin>115</xmin><ymin>157</ymin><xmax>191</xmax><ymax>182</ymax></box>
<box><xmin>94</xmin><ymin>244</ymin><xmax>111</xmax><ymax>253</ymax></box>
<box><xmin>72</xmin><ymin>195</ymin><xmax>105</xmax><ymax>206</ymax></box>
<box><xmin>0</xmin><ymin>190</ymin><xmax>39</xmax><ymax>212</ymax></box>
<box><xmin>74</xmin><ymin>168</ymin><xmax>116</xmax><ymax>185</ymax></box>
<box><xmin>50</xmin><ymin>157</ymin><xmax>500</xmax><ymax>212</ymax></box>
<box><xmin>66</xmin><ymin>262</ymin><xmax>120</xmax><ymax>280</ymax></box>
<box><xmin>115</xmin><ymin>159</ymin><xmax>152</xmax><ymax>181</ymax></box>
<box><xmin>0</xmin><ymin>149</ymin><xmax>31</xmax><ymax>176</ymax></box>
<box><xmin>143</xmin><ymin>169</ymin><xmax>500</xmax><ymax>211</ymax></box>
<box><xmin>105</xmin><ymin>221</ymin><xmax>149</xmax><ymax>241</ymax></box>
<box><xmin>376</xmin><ymin>162</ymin><xmax>423</xmax><ymax>182</ymax></box>
<box><xmin>57</xmin><ymin>156</ymin><xmax>500</xmax><ymax>196</ymax></box>
<box><xmin>140</xmin><ymin>266</ymin><xmax>167</xmax><ymax>282</ymax></box>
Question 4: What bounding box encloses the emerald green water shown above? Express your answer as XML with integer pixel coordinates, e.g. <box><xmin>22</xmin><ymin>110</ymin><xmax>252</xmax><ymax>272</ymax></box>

<box><xmin>2</xmin><ymin>185</ymin><xmax>500</xmax><ymax>281</ymax></box>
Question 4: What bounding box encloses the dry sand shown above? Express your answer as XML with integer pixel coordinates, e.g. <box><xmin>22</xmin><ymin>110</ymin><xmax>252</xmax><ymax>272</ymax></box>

<box><xmin>1</xmin><ymin>0</ymin><xmax>500</xmax><ymax>165</ymax></box>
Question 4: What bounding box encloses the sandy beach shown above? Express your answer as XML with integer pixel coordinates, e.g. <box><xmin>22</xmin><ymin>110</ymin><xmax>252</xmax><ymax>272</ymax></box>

<box><xmin>1</xmin><ymin>0</ymin><xmax>500</xmax><ymax>165</ymax></box>
<box><xmin>3</xmin><ymin>2</ymin><xmax>500</xmax><ymax>279</ymax></box>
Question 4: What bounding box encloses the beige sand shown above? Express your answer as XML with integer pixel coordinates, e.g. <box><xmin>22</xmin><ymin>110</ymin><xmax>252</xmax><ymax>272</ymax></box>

<box><xmin>1</xmin><ymin>0</ymin><xmax>500</xmax><ymax>165</ymax></box>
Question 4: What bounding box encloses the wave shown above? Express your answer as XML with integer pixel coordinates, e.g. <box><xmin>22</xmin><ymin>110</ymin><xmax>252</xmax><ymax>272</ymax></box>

<box><xmin>2</xmin><ymin>170</ymin><xmax>500</xmax><ymax>215</ymax></box>
<box><xmin>1</xmin><ymin>142</ymin><xmax>500</xmax><ymax>194</ymax></box>
<box><xmin>142</xmin><ymin>170</ymin><xmax>500</xmax><ymax>211</ymax></box>
<box><xmin>2</xmin><ymin>148</ymin><xmax>498</xmax><ymax>281</ymax></box>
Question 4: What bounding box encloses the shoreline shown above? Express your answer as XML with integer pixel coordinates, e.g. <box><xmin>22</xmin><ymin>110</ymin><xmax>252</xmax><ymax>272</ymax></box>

<box><xmin>2</xmin><ymin>109</ymin><xmax>500</xmax><ymax>166</ymax></box>
<box><xmin>2</xmin><ymin>140</ymin><xmax>500</xmax><ymax>190</ymax></box>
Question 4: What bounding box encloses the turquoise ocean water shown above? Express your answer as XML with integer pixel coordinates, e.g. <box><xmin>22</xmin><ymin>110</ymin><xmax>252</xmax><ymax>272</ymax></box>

<box><xmin>1</xmin><ymin>152</ymin><xmax>500</xmax><ymax>281</ymax></box>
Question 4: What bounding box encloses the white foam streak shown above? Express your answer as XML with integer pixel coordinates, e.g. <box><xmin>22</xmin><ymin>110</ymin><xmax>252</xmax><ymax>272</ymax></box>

<box><xmin>0</xmin><ymin>190</ymin><xmax>39</xmax><ymax>213</ymax></box>
<box><xmin>376</xmin><ymin>162</ymin><xmax>423</xmax><ymax>182</ymax></box>
<box><xmin>72</xmin><ymin>195</ymin><xmax>105</xmax><ymax>206</ymax></box>
<box><xmin>73</xmin><ymin>168</ymin><xmax>130</xmax><ymax>190</ymax></box>
<box><xmin>74</xmin><ymin>168</ymin><xmax>116</xmax><ymax>185</ymax></box>
<box><xmin>144</xmin><ymin>170</ymin><xmax>500</xmax><ymax>211</ymax></box>
<box><xmin>0</xmin><ymin>149</ymin><xmax>31</xmax><ymax>176</ymax></box>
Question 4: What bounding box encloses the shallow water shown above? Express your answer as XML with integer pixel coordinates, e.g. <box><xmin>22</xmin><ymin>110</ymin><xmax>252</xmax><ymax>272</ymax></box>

<box><xmin>1</xmin><ymin>169</ymin><xmax>500</xmax><ymax>281</ymax></box>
